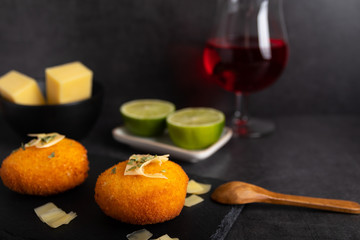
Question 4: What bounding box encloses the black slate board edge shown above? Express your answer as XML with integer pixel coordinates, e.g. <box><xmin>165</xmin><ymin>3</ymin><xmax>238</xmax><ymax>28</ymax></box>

<box><xmin>210</xmin><ymin>206</ymin><xmax>244</xmax><ymax>240</ymax></box>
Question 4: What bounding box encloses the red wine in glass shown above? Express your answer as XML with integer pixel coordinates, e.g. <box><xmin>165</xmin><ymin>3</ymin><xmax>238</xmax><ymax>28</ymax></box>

<box><xmin>203</xmin><ymin>37</ymin><xmax>288</xmax><ymax>94</ymax></box>
<box><xmin>203</xmin><ymin>0</ymin><xmax>288</xmax><ymax>138</ymax></box>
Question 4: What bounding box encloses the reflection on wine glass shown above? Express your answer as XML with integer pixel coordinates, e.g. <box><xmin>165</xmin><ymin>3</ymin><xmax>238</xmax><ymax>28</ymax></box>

<box><xmin>203</xmin><ymin>0</ymin><xmax>289</xmax><ymax>138</ymax></box>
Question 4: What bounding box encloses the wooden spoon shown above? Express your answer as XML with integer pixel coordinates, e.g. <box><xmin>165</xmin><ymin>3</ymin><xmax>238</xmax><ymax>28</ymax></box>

<box><xmin>211</xmin><ymin>181</ymin><xmax>360</xmax><ymax>214</ymax></box>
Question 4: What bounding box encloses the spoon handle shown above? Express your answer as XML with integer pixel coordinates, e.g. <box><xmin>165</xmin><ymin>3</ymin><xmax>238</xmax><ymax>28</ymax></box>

<box><xmin>264</xmin><ymin>192</ymin><xmax>360</xmax><ymax>214</ymax></box>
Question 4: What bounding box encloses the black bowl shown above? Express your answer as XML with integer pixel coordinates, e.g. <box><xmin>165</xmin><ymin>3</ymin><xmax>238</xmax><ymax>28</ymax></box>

<box><xmin>0</xmin><ymin>81</ymin><xmax>103</xmax><ymax>140</ymax></box>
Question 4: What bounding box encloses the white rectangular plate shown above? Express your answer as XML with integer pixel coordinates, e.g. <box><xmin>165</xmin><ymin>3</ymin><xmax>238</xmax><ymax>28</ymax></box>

<box><xmin>112</xmin><ymin>126</ymin><xmax>232</xmax><ymax>163</ymax></box>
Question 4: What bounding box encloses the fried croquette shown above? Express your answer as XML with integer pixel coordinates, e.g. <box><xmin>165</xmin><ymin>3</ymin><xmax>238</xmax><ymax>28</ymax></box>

<box><xmin>0</xmin><ymin>138</ymin><xmax>89</xmax><ymax>195</ymax></box>
<box><xmin>94</xmin><ymin>156</ymin><xmax>189</xmax><ymax>225</ymax></box>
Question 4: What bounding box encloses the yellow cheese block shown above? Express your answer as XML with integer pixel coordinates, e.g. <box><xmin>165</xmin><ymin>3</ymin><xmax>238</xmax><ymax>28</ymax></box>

<box><xmin>45</xmin><ymin>61</ymin><xmax>93</xmax><ymax>104</ymax></box>
<box><xmin>0</xmin><ymin>70</ymin><xmax>45</xmax><ymax>105</ymax></box>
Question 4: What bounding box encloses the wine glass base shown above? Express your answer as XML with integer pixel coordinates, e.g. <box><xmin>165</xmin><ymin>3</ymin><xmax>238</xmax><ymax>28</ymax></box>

<box><xmin>232</xmin><ymin>118</ymin><xmax>275</xmax><ymax>138</ymax></box>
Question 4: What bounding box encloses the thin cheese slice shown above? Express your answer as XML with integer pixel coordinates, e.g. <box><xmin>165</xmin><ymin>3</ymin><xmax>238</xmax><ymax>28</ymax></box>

<box><xmin>184</xmin><ymin>194</ymin><xmax>204</xmax><ymax>207</ymax></box>
<box><xmin>187</xmin><ymin>180</ymin><xmax>212</xmax><ymax>195</ymax></box>
<box><xmin>45</xmin><ymin>61</ymin><xmax>93</xmax><ymax>104</ymax></box>
<box><xmin>0</xmin><ymin>70</ymin><xmax>45</xmax><ymax>105</ymax></box>
<box><xmin>48</xmin><ymin>212</ymin><xmax>77</xmax><ymax>228</ymax></box>
<box><xmin>34</xmin><ymin>202</ymin><xmax>58</xmax><ymax>219</ymax></box>
<box><xmin>26</xmin><ymin>133</ymin><xmax>65</xmax><ymax>148</ymax></box>
<box><xmin>124</xmin><ymin>154</ymin><xmax>169</xmax><ymax>179</ymax></box>
<box><xmin>151</xmin><ymin>234</ymin><xmax>179</xmax><ymax>240</ymax></box>
<box><xmin>126</xmin><ymin>229</ymin><xmax>153</xmax><ymax>240</ymax></box>
<box><xmin>39</xmin><ymin>207</ymin><xmax>66</xmax><ymax>223</ymax></box>
<box><xmin>34</xmin><ymin>202</ymin><xmax>77</xmax><ymax>228</ymax></box>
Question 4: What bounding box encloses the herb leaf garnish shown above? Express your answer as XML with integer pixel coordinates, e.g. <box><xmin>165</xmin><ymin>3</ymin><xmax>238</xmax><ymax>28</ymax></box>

<box><xmin>41</xmin><ymin>135</ymin><xmax>56</xmax><ymax>143</ymax></box>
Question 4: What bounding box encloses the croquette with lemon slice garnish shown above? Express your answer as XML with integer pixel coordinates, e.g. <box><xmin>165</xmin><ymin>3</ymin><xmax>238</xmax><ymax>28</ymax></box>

<box><xmin>0</xmin><ymin>133</ymin><xmax>89</xmax><ymax>196</ymax></box>
<box><xmin>94</xmin><ymin>154</ymin><xmax>189</xmax><ymax>225</ymax></box>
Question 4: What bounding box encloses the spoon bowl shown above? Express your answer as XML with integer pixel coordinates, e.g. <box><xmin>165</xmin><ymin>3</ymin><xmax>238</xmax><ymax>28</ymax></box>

<box><xmin>211</xmin><ymin>181</ymin><xmax>360</xmax><ymax>214</ymax></box>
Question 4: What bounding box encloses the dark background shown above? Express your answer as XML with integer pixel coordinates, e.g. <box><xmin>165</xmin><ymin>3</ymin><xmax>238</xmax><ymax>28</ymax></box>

<box><xmin>0</xmin><ymin>0</ymin><xmax>359</xmax><ymax>127</ymax></box>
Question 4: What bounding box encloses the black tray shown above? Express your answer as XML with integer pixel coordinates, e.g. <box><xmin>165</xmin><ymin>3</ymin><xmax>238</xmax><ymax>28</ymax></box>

<box><xmin>0</xmin><ymin>153</ymin><xmax>243</xmax><ymax>240</ymax></box>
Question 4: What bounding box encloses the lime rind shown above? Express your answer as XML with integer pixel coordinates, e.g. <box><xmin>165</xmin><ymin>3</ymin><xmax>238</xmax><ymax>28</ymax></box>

<box><xmin>122</xmin><ymin>115</ymin><xmax>167</xmax><ymax>137</ymax></box>
<box><xmin>167</xmin><ymin>122</ymin><xmax>225</xmax><ymax>150</ymax></box>
<box><xmin>166</xmin><ymin>107</ymin><xmax>225</xmax><ymax>149</ymax></box>
<box><xmin>120</xmin><ymin>99</ymin><xmax>175</xmax><ymax>137</ymax></box>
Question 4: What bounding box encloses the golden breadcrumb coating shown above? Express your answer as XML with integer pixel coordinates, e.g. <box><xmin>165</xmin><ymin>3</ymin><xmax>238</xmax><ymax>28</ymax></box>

<box><xmin>95</xmin><ymin>159</ymin><xmax>189</xmax><ymax>225</ymax></box>
<box><xmin>0</xmin><ymin>138</ymin><xmax>89</xmax><ymax>195</ymax></box>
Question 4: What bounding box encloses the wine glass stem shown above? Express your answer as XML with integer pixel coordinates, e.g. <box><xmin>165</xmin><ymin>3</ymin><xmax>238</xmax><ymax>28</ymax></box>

<box><xmin>234</xmin><ymin>92</ymin><xmax>249</xmax><ymax>125</ymax></box>
<box><xmin>232</xmin><ymin>92</ymin><xmax>275</xmax><ymax>138</ymax></box>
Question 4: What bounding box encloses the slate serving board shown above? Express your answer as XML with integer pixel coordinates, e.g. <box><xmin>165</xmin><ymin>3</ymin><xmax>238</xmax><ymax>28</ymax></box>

<box><xmin>0</xmin><ymin>153</ymin><xmax>243</xmax><ymax>240</ymax></box>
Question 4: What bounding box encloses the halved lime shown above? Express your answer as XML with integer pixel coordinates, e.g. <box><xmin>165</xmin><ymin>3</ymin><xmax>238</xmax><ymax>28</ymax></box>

<box><xmin>120</xmin><ymin>99</ymin><xmax>175</xmax><ymax>137</ymax></box>
<box><xmin>166</xmin><ymin>107</ymin><xmax>225</xmax><ymax>149</ymax></box>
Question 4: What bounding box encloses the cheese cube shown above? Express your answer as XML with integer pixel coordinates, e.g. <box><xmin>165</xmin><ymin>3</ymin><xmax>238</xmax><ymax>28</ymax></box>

<box><xmin>0</xmin><ymin>70</ymin><xmax>45</xmax><ymax>105</ymax></box>
<box><xmin>45</xmin><ymin>61</ymin><xmax>93</xmax><ymax>104</ymax></box>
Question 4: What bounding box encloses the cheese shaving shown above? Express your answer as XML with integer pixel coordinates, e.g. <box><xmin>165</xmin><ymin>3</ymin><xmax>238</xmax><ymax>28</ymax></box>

<box><xmin>38</xmin><ymin>207</ymin><xmax>66</xmax><ymax>223</ymax></box>
<box><xmin>184</xmin><ymin>194</ymin><xmax>204</xmax><ymax>207</ymax></box>
<box><xmin>124</xmin><ymin>154</ymin><xmax>169</xmax><ymax>179</ymax></box>
<box><xmin>34</xmin><ymin>202</ymin><xmax>77</xmax><ymax>228</ymax></box>
<box><xmin>127</xmin><ymin>229</ymin><xmax>153</xmax><ymax>240</ymax></box>
<box><xmin>151</xmin><ymin>234</ymin><xmax>179</xmax><ymax>240</ymax></box>
<box><xmin>126</xmin><ymin>229</ymin><xmax>179</xmax><ymax>240</ymax></box>
<box><xmin>26</xmin><ymin>133</ymin><xmax>65</xmax><ymax>148</ymax></box>
<box><xmin>187</xmin><ymin>179</ymin><xmax>212</xmax><ymax>195</ymax></box>
<box><xmin>34</xmin><ymin>202</ymin><xmax>58</xmax><ymax>219</ymax></box>
<box><xmin>47</xmin><ymin>211</ymin><xmax>77</xmax><ymax>228</ymax></box>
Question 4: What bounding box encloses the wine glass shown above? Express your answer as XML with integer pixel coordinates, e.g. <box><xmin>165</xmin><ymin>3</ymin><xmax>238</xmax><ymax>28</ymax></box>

<box><xmin>203</xmin><ymin>0</ymin><xmax>289</xmax><ymax>138</ymax></box>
